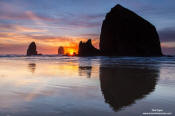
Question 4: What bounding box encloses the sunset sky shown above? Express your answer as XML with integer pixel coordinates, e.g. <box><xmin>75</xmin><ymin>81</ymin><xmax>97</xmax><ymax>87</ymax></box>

<box><xmin>0</xmin><ymin>0</ymin><xmax>175</xmax><ymax>55</ymax></box>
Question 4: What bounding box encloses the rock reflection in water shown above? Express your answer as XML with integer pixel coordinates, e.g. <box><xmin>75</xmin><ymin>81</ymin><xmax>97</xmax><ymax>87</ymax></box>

<box><xmin>79</xmin><ymin>66</ymin><xmax>92</xmax><ymax>78</ymax></box>
<box><xmin>78</xmin><ymin>59</ymin><xmax>92</xmax><ymax>78</ymax></box>
<box><xmin>100</xmin><ymin>65</ymin><xmax>159</xmax><ymax>111</ymax></box>
<box><xmin>28</xmin><ymin>63</ymin><xmax>36</xmax><ymax>73</ymax></box>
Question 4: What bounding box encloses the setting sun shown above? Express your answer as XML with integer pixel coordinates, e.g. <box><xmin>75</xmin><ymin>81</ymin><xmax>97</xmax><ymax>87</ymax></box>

<box><xmin>69</xmin><ymin>49</ymin><xmax>74</xmax><ymax>56</ymax></box>
<box><xmin>64</xmin><ymin>48</ymin><xmax>77</xmax><ymax>56</ymax></box>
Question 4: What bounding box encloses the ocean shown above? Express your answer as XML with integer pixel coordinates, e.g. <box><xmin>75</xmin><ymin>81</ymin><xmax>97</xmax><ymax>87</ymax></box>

<box><xmin>0</xmin><ymin>55</ymin><xmax>174</xmax><ymax>116</ymax></box>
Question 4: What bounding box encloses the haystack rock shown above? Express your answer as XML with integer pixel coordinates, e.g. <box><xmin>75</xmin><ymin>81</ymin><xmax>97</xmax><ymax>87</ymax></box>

<box><xmin>78</xmin><ymin>39</ymin><xmax>101</xmax><ymax>56</ymax></box>
<box><xmin>100</xmin><ymin>4</ymin><xmax>162</xmax><ymax>56</ymax></box>
<box><xmin>58</xmin><ymin>46</ymin><xmax>64</xmax><ymax>55</ymax></box>
<box><xmin>27</xmin><ymin>42</ymin><xmax>38</xmax><ymax>56</ymax></box>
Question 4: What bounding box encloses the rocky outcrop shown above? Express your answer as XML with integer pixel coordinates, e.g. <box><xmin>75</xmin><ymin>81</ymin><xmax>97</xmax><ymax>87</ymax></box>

<box><xmin>78</xmin><ymin>39</ymin><xmax>101</xmax><ymax>56</ymax></box>
<box><xmin>26</xmin><ymin>42</ymin><xmax>38</xmax><ymax>56</ymax></box>
<box><xmin>100</xmin><ymin>4</ymin><xmax>162</xmax><ymax>56</ymax></box>
<box><xmin>58</xmin><ymin>46</ymin><xmax>64</xmax><ymax>55</ymax></box>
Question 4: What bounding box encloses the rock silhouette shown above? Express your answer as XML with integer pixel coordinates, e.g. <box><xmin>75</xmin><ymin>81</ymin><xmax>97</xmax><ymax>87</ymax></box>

<box><xmin>100</xmin><ymin>4</ymin><xmax>162</xmax><ymax>56</ymax></box>
<box><xmin>58</xmin><ymin>46</ymin><xmax>64</xmax><ymax>55</ymax></box>
<box><xmin>27</xmin><ymin>42</ymin><xmax>38</xmax><ymax>56</ymax></box>
<box><xmin>78</xmin><ymin>39</ymin><xmax>101</xmax><ymax>56</ymax></box>
<box><xmin>100</xmin><ymin>64</ymin><xmax>159</xmax><ymax>111</ymax></box>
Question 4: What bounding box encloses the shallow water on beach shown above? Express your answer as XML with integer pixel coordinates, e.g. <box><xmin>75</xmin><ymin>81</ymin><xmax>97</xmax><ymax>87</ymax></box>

<box><xmin>0</xmin><ymin>56</ymin><xmax>175</xmax><ymax>116</ymax></box>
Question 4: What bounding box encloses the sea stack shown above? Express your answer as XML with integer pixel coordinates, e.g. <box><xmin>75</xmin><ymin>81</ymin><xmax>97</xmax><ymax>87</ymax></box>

<box><xmin>78</xmin><ymin>39</ymin><xmax>101</xmax><ymax>56</ymax></box>
<box><xmin>100</xmin><ymin>4</ymin><xmax>162</xmax><ymax>56</ymax></box>
<box><xmin>27</xmin><ymin>42</ymin><xmax>38</xmax><ymax>56</ymax></box>
<box><xmin>58</xmin><ymin>46</ymin><xmax>64</xmax><ymax>55</ymax></box>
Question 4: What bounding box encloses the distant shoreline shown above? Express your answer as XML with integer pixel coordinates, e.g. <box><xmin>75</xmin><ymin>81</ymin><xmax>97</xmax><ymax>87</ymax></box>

<box><xmin>0</xmin><ymin>54</ymin><xmax>173</xmax><ymax>58</ymax></box>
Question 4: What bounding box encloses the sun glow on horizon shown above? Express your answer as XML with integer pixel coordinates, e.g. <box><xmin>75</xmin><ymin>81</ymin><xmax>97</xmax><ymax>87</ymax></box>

<box><xmin>65</xmin><ymin>48</ymin><xmax>77</xmax><ymax>56</ymax></box>
<box><xmin>69</xmin><ymin>49</ymin><xmax>74</xmax><ymax>55</ymax></box>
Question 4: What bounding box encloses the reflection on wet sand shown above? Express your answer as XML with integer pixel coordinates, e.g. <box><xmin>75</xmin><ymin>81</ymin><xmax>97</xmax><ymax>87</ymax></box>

<box><xmin>0</xmin><ymin>57</ymin><xmax>175</xmax><ymax>116</ymax></box>
<box><xmin>79</xmin><ymin>66</ymin><xmax>92</xmax><ymax>78</ymax></box>
<box><xmin>78</xmin><ymin>59</ymin><xmax>92</xmax><ymax>78</ymax></box>
<box><xmin>28</xmin><ymin>63</ymin><xmax>36</xmax><ymax>73</ymax></box>
<box><xmin>100</xmin><ymin>65</ymin><xmax>159</xmax><ymax>111</ymax></box>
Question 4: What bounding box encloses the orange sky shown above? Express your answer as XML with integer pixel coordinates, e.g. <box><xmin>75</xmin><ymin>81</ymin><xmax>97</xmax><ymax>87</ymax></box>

<box><xmin>1</xmin><ymin>1</ymin><xmax>175</xmax><ymax>55</ymax></box>
<box><xmin>0</xmin><ymin>11</ymin><xmax>99</xmax><ymax>54</ymax></box>
<box><xmin>0</xmin><ymin>28</ymin><xmax>99</xmax><ymax>55</ymax></box>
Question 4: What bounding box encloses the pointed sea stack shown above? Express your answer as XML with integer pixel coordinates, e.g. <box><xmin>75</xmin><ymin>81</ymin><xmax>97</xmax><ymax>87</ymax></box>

<box><xmin>78</xmin><ymin>39</ymin><xmax>101</xmax><ymax>56</ymax></box>
<box><xmin>26</xmin><ymin>42</ymin><xmax>38</xmax><ymax>56</ymax></box>
<box><xmin>100</xmin><ymin>4</ymin><xmax>162</xmax><ymax>56</ymax></box>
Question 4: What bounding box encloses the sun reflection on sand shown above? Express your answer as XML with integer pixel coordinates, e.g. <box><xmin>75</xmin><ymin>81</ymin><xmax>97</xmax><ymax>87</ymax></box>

<box><xmin>0</xmin><ymin>58</ymin><xmax>99</xmax><ymax>111</ymax></box>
